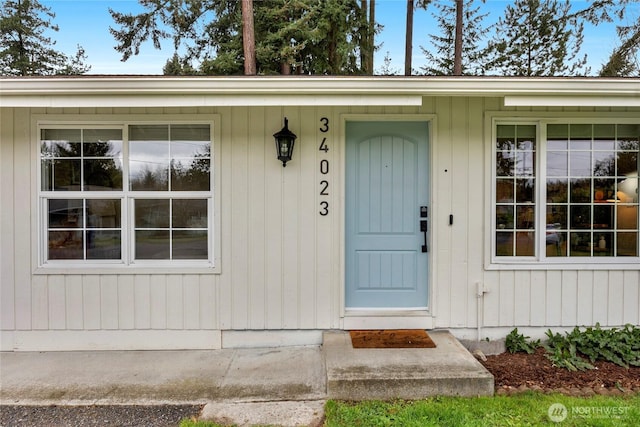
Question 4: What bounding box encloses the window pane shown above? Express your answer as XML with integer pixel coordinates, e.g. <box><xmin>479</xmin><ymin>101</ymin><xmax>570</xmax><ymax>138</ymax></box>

<box><xmin>570</xmin><ymin>151</ymin><xmax>592</xmax><ymax>176</ymax></box>
<box><xmin>515</xmin><ymin>179</ymin><xmax>534</xmax><ymax>202</ymax></box>
<box><xmin>496</xmin><ymin>151</ymin><xmax>515</xmax><ymax>176</ymax></box>
<box><xmin>617</xmin><ymin>232</ymin><xmax>638</xmax><ymax>256</ymax></box>
<box><xmin>48</xmin><ymin>231</ymin><xmax>83</xmax><ymax>259</ymax></box>
<box><xmin>594</xmin><ymin>179</ymin><xmax>616</xmax><ymax>202</ymax></box>
<box><xmin>130</xmin><ymin>141</ymin><xmax>170</xmax><ymax>191</ymax></box>
<box><xmin>516</xmin><ymin>205</ymin><xmax>535</xmax><ymax>229</ymax></box>
<box><xmin>617</xmin><ymin>152</ymin><xmax>638</xmax><ymax>177</ymax></box>
<box><xmin>87</xmin><ymin>199</ymin><xmax>121</xmax><ymax>228</ymax></box>
<box><xmin>135</xmin><ymin>199</ymin><xmax>169</xmax><ymax>228</ymax></box>
<box><xmin>570</xmin><ymin>124</ymin><xmax>592</xmax><ymax>149</ymax></box>
<box><xmin>546</xmin><ymin>205</ymin><xmax>567</xmax><ymax>228</ymax></box>
<box><xmin>171</xmin><ymin>124</ymin><xmax>210</xmax><ymax>142</ymax></box>
<box><xmin>41</xmin><ymin>129</ymin><xmax>81</xmax><ymax>157</ymax></box>
<box><xmin>172</xmin><ymin>199</ymin><xmax>207</xmax><ymax>228</ymax></box>
<box><xmin>547</xmin><ymin>151</ymin><xmax>567</xmax><ymax>176</ymax></box>
<box><xmin>618</xmin><ymin>205</ymin><xmax>638</xmax><ymax>230</ymax></box>
<box><xmin>547</xmin><ymin>179</ymin><xmax>567</xmax><ymax>203</ymax></box>
<box><xmin>546</xmin><ymin>229</ymin><xmax>566</xmax><ymax>257</ymax></box>
<box><xmin>496</xmin><ymin>179</ymin><xmax>514</xmax><ymax>202</ymax></box>
<box><xmin>84</xmin><ymin>140</ymin><xmax>122</xmax><ymax>157</ymax></box>
<box><xmin>570</xmin><ymin>205</ymin><xmax>591</xmax><ymax>229</ymax></box>
<box><xmin>593</xmin><ymin>124</ymin><xmax>615</xmax><ymax>150</ymax></box>
<box><xmin>515</xmin><ymin>232</ymin><xmax>535</xmax><ymax>256</ymax></box>
<box><xmin>569</xmin><ymin>232</ymin><xmax>591</xmax><ymax>256</ymax></box>
<box><xmin>87</xmin><ymin>230</ymin><xmax>121</xmax><ymax>260</ymax></box>
<box><xmin>171</xmin><ymin>158</ymin><xmax>210</xmax><ymax>191</ymax></box>
<box><xmin>593</xmin><ymin>152</ymin><xmax>615</xmax><ymax>176</ymax></box>
<box><xmin>173</xmin><ymin>230</ymin><xmax>208</xmax><ymax>259</ymax></box>
<box><xmin>83</xmin><ymin>129</ymin><xmax>122</xmax><ymax>143</ymax></box>
<box><xmin>130</xmin><ymin>125</ymin><xmax>168</xmax><ymax>141</ymax></box>
<box><xmin>593</xmin><ymin>205</ymin><xmax>614</xmax><ymax>229</ymax></box>
<box><xmin>496</xmin><ymin>232</ymin><xmax>513</xmax><ymax>256</ymax></box>
<box><xmin>515</xmin><ymin>151</ymin><xmax>535</xmax><ymax>176</ymax></box>
<box><xmin>49</xmin><ymin>199</ymin><xmax>83</xmax><ymax>228</ymax></box>
<box><xmin>570</xmin><ymin>178</ymin><xmax>591</xmax><ymax>203</ymax></box>
<box><xmin>135</xmin><ymin>230</ymin><xmax>170</xmax><ymax>259</ymax></box>
<box><xmin>51</xmin><ymin>159</ymin><xmax>82</xmax><ymax>190</ymax></box>
<box><xmin>593</xmin><ymin>232</ymin><xmax>613</xmax><ymax>256</ymax></box>
<box><xmin>496</xmin><ymin>205</ymin><xmax>514</xmax><ymax>229</ymax></box>
<box><xmin>84</xmin><ymin>159</ymin><xmax>123</xmax><ymax>191</ymax></box>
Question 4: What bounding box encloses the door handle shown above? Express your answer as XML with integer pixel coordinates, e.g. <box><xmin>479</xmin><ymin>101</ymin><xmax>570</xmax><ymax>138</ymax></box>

<box><xmin>420</xmin><ymin>220</ymin><xmax>428</xmax><ymax>253</ymax></box>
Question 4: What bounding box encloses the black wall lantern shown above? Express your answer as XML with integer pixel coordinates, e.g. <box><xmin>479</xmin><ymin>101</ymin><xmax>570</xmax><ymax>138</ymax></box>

<box><xmin>273</xmin><ymin>117</ymin><xmax>297</xmax><ymax>167</ymax></box>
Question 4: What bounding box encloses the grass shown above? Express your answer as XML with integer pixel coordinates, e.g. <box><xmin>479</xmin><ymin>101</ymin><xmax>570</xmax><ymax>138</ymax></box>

<box><xmin>180</xmin><ymin>393</ymin><xmax>640</xmax><ymax>427</ymax></box>
<box><xmin>325</xmin><ymin>393</ymin><xmax>640</xmax><ymax>427</ymax></box>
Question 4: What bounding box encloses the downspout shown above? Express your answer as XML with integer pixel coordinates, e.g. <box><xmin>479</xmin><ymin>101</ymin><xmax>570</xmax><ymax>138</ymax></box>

<box><xmin>476</xmin><ymin>281</ymin><xmax>488</xmax><ymax>341</ymax></box>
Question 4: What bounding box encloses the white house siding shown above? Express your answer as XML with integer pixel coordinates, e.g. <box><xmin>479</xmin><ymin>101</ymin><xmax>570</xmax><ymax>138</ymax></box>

<box><xmin>1</xmin><ymin>99</ymin><xmax>639</xmax><ymax>351</ymax></box>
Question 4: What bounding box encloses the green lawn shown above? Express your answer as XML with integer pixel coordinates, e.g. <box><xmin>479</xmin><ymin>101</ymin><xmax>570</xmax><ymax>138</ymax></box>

<box><xmin>324</xmin><ymin>393</ymin><xmax>640</xmax><ymax>427</ymax></box>
<box><xmin>181</xmin><ymin>392</ymin><xmax>639</xmax><ymax>427</ymax></box>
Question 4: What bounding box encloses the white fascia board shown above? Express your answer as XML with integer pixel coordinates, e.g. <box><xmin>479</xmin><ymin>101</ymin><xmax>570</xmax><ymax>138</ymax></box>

<box><xmin>0</xmin><ymin>94</ymin><xmax>422</xmax><ymax>108</ymax></box>
<box><xmin>1</xmin><ymin>76</ymin><xmax>638</xmax><ymax>107</ymax></box>
<box><xmin>504</xmin><ymin>95</ymin><xmax>640</xmax><ymax>107</ymax></box>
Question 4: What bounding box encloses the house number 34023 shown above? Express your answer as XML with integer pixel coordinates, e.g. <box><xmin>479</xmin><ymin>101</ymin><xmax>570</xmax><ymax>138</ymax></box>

<box><xmin>319</xmin><ymin>117</ymin><xmax>330</xmax><ymax>216</ymax></box>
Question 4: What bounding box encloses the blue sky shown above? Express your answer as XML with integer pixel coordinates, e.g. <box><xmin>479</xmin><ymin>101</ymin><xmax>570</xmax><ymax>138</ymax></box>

<box><xmin>42</xmin><ymin>0</ymin><xmax>638</xmax><ymax>75</ymax></box>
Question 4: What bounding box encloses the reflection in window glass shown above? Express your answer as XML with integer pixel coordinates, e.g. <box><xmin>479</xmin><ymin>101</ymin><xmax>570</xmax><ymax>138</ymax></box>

<box><xmin>40</xmin><ymin>128</ymin><xmax>123</xmax><ymax>191</ymax></box>
<box><xmin>130</xmin><ymin>124</ymin><xmax>210</xmax><ymax>191</ymax></box>
<box><xmin>40</xmin><ymin>123</ymin><xmax>213</xmax><ymax>265</ymax></box>
<box><xmin>47</xmin><ymin>199</ymin><xmax>121</xmax><ymax>261</ymax></box>
<box><xmin>495</xmin><ymin>124</ymin><xmax>536</xmax><ymax>256</ymax></box>
<box><xmin>134</xmin><ymin>199</ymin><xmax>208</xmax><ymax>260</ymax></box>
<box><xmin>545</xmin><ymin>124</ymin><xmax>639</xmax><ymax>258</ymax></box>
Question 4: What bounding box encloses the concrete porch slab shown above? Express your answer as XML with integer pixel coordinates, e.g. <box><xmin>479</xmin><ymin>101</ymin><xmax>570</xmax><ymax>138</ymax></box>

<box><xmin>323</xmin><ymin>330</ymin><xmax>494</xmax><ymax>400</ymax></box>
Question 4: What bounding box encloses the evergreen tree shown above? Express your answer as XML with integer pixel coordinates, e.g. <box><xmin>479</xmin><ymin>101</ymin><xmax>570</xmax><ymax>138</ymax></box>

<box><xmin>110</xmin><ymin>0</ymin><xmax>372</xmax><ymax>75</ymax></box>
<box><xmin>419</xmin><ymin>0</ymin><xmax>489</xmax><ymax>75</ymax></box>
<box><xmin>485</xmin><ymin>0</ymin><xmax>588</xmax><ymax>76</ymax></box>
<box><xmin>0</xmin><ymin>0</ymin><xmax>90</xmax><ymax>75</ymax></box>
<box><xmin>599</xmin><ymin>21</ymin><xmax>640</xmax><ymax>77</ymax></box>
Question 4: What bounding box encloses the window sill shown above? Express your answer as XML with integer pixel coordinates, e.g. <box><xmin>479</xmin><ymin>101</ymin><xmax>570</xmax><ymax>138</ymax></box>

<box><xmin>486</xmin><ymin>259</ymin><xmax>640</xmax><ymax>271</ymax></box>
<box><xmin>34</xmin><ymin>264</ymin><xmax>220</xmax><ymax>275</ymax></box>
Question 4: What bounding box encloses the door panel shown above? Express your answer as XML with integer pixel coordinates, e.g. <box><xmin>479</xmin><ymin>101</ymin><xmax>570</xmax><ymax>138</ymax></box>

<box><xmin>346</xmin><ymin>121</ymin><xmax>429</xmax><ymax>308</ymax></box>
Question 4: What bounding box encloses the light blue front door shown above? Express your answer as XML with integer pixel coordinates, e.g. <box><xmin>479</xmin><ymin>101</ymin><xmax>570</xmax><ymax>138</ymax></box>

<box><xmin>345</xmin><ymin>121</ymin><xmax>430</xmax><ymax>309</ymax></box>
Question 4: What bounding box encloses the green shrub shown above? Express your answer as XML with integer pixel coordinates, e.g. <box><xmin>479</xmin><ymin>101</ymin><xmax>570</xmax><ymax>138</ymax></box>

<box><xmin>505</xmin><ymin>328</ymin><xmax>540</xmax><ymax>354</ymax></box>
<box><xmin>543</xmin><ymin>323</ymin><xmax>640</xmax><ymax>371</ymax></box>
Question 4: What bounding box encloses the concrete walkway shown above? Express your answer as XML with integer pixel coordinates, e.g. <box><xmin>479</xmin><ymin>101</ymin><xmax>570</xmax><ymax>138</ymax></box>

<box><xmin>1</xmin><ymin>330</ymin><xmax>493</xmax><ymax>426</ymax></box>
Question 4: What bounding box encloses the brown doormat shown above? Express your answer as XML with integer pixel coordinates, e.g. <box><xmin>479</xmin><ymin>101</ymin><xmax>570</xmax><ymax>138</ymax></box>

<box><xmin>349</xmin><ymin>329</ymin><xmax>437</xmax><ymax>349</ymax></box>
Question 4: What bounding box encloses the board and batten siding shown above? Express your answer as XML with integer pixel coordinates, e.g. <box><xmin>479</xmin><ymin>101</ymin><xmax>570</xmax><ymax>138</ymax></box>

<box><xmin>1</xmin><ymin>99</ymin><xmax>638</xmax><ymax>351</ymax></box>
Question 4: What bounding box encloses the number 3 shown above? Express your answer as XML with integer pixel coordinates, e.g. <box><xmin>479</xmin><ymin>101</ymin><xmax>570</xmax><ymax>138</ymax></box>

<box><xmin>319</xmin><ymin>117</ymin><xmax>329</xmax><ymax>133</ymax></box>
<box><xmin>319</xmin><ymin>201</ymin><xmax>329</xmax><ymax>216</ymax></box>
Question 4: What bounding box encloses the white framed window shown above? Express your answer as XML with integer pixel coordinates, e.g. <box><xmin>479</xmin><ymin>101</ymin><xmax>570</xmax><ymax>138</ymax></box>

<box><xmin>490</xmin><ymin>118</ymin><xmax>639</xmax><ymax>267</ymax></box>
<box><xmin>38</xmin><ymin>122</ymin><xmax>215</xmax><ymax>269</ymax></box>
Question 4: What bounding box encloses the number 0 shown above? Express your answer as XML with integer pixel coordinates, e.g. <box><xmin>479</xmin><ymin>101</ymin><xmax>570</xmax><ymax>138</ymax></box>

<box><xmin>320</xmin><ymin>159</ymin><xmax>329</xmax><ymax>174</ymax></box>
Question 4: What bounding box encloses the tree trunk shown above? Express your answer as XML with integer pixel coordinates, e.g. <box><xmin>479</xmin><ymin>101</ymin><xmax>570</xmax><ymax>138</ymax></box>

<box><xmin>405</xmin><ymin>0</ymin><xmax>413</xmax><ymax>75</ymax></box>
<box><xmin>360</xmin><ymin>0</ymin><xmax>368</xmax><ymax>73</ymax></box>
<box><xmin>241</xmin><ymin>0</ymin><xmax>256</xmax><ymax>75</ymax></box>
<box><xmin>453</xmin><ymin>0</ymin><xmax>463</xmax><ymax>75</ymax></box>
<box><xmin>368</xmin><ymin>0</ymin><xmax>375</xmax><ymax>73</ymax></box>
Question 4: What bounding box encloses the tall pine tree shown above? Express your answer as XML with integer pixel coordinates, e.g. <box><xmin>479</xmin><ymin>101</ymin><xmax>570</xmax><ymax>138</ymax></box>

<box><xmin>485</xmin><ymin>0</ymin><xmax>588</xmax><ymax>76</ymax></box>
<box><xmin>0</xmin><ymin>0</ymin><xmax>90</xmax><ymax>75</ymax></box>
<box><xmin>111</xmin><ymin>0</ymin><xmax>372</xmax><ymax>75</ymax></box>
<box><xmin>419</xmin><ymin>0</ymin><xmax>489</xmax><ymax>75</ymax></box>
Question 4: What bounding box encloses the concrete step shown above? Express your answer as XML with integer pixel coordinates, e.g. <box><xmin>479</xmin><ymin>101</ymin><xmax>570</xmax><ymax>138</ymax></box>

<box><xmin>323</xmin><ymin>330</ymin><xmax>494</xmax><ymax>400</ymax></box>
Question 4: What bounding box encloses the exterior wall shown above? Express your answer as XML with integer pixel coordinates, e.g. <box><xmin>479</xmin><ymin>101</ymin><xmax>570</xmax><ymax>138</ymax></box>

<box><xmin>1</xmin><ymin>99</ymin><xmax>639</xmax><ymax>351</ymax></box>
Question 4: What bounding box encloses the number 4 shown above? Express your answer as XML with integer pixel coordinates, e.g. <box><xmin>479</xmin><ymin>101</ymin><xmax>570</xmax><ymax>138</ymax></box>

<box><xmin>319</xmin><ymin>137</ymin><xmax>329</xmax><ymax>152</ymax></box>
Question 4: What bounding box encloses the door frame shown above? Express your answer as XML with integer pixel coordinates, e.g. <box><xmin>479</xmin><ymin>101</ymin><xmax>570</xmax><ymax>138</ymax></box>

<box><xmin>339</xmin><ymin>114</ymin><xmax>438</xmax><ymax>329</ymax></box>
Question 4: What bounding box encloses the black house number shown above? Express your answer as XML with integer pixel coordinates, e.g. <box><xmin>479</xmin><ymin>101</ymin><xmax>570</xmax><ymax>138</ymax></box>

<box><xmin>319</xmin><ymin>117</ymin><xmax>330</xmax><ymax>216</ymax></box>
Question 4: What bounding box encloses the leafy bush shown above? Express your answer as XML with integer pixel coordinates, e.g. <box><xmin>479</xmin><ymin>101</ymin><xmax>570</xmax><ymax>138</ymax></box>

<box><xmin>543</xmin><ymin>323</ymin><xmax>640</xmax><ymax>371</ymax></box>
<box><xmin>505</xmin><ymin>328</ymin><xmax>540</xmax><ymax>354</ymax></box>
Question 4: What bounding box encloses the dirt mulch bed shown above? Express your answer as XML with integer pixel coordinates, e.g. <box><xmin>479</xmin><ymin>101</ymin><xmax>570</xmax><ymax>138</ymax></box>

<box><xmin>480</xmin><ymin>347</ymin><xmax>640</xmax><ymax>396</ymax></box>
